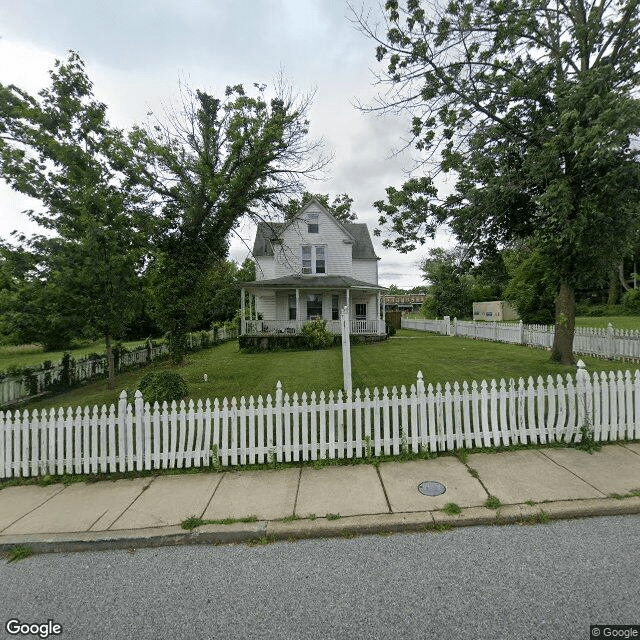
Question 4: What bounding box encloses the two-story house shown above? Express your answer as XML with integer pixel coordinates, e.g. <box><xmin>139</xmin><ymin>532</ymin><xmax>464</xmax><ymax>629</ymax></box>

<box><xmin>240</xmin><ymin>198</ymin><xmax>387</xmax><ymax>337</ymax></box>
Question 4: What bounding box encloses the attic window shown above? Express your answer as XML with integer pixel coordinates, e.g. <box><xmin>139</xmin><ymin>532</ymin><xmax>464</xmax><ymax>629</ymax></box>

<box><xmin>307</xmin><ymin>213</ymin><xmax>319</xmax><ymax>234</ymax></box>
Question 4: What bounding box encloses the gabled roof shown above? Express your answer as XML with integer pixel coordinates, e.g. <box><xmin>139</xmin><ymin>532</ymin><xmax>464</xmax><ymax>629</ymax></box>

<box><xmin>252</xmin><ymin>198</ymin><xmax>379</xmax><ymax>260</ymax></box>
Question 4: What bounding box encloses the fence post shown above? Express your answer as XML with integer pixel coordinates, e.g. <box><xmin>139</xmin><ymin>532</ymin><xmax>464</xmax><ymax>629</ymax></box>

<box><xmin>575</xmin><ymin>360</ymin><xmax>592</xmax><ymax>436</ymax></box>
<box><xmin>606</xmin><ymin>323</ymin><xmax>614</xmax><ymax>359</ymax></box>
<box><xmin>118</xmin><ymin>390</ymin><xmax>127</xmax><ymax>472</ymax></box>
<box><xmin>443</xmin><ymin>316</ymin><xmax>450</xmax><ymax>336</ymax></box>
<box><xmin>134</xmin><ymin>390</ymin><xmax>144</xmax><ymax>470</ymax></box>
<box><xmin>519</xmin><ymin>320</ymin><xmax>524</xmax><ymax>345</ymax></box>
<box><xmin>275</xmin><ymin>381</ymin><xmax>283</xmax><ymax>462</ymax></box>
<box><xmin>452</xmin><ymin>318</ymin><xmax>457</xmax><ymax>337</ymax></box>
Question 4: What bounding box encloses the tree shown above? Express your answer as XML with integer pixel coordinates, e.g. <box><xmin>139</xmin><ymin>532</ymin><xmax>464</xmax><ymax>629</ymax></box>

<box><xmin>0</xmin><ymin>52</ymin><xmax>150</xmax><ymax>386</ymax></box>
<box><xmin>419</xmin><ymin>246</ymin><xmax>474</xmax><ymax>318</ymax></box>
<box><xmin>283</xmin><ymin>192</ymin><xmax>357</xmax><ymax>223</ymax></box>
<box><xmin>202</xmin><ymin>258</ymin><xmax>256</xmax><ymax>327</ymax></box>
<box><xmin>130</xmin><ymin>82</ymin><xmax>329</xmax><ymax>362</ymax></box>
<box><xmin>503</xmin><ymin>243</ymin><xmax>558</xmax><ymax>324</ymax></box>
<box><xmin>355</xmin><ymin>0</ymin><xmax>640</xmax><ymax>363</ymax></box>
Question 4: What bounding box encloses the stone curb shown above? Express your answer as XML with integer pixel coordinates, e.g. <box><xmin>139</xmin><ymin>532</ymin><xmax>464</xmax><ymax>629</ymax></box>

<box><xmin>1</xmin><ymin>498</ymin><xmax>639</xmax><ymax>556</ymax></box>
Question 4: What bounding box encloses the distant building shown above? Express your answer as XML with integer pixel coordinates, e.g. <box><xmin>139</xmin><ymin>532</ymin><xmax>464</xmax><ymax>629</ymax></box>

<box><xmin>472</xmin><ymin>301</ymin><xmax>519</xmax><ymax>321</ymax></box>
<box><xmin>383</xmin><ymin>293</ymin><xmax>429</xmax><ymax>312</ymax></box>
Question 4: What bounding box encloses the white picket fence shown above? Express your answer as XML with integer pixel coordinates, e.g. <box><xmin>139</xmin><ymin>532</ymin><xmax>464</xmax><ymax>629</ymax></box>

<box><xmin>0</xmin><ymin>327</ymin><xmax>236</xmax><ymax>407</ymax></box>
<box><xmin>1</xmin><ymin>363</ymin><xmax>638</xmax><ymax>478</ymax></box>
<box><xmin>402</xmin><ymin>317</ymin><xmax>640</xmax><ymax>361</ymax></box>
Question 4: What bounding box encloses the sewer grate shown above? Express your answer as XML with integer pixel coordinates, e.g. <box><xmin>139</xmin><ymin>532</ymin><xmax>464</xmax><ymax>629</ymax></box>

<box><xmin>418</xmin><ymin>481</ymin><xmax>446</xmax><ymax>496</ymax></box>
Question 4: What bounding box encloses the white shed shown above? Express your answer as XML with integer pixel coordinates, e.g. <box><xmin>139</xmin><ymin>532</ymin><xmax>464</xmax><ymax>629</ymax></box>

<box><xmin>472</xmin><ymin>301</ymin><xmax>519</xmax><ymax>322</ymax></box>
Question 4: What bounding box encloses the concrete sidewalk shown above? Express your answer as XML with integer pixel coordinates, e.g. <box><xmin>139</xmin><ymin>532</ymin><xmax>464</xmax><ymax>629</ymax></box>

<box><xmin>1</xmin><ymin>443</ymin><xmax>639</xmax><ymax>554</ymax></box>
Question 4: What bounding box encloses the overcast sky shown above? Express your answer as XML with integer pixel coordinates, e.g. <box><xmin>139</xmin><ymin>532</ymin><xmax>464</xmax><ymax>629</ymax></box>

<box><xmin>0</xmin><ymin>0</ymin><xmax>454</xmax><ymax>288</ymax></box>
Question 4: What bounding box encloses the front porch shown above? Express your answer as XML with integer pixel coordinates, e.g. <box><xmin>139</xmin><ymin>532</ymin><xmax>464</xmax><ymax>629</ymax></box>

<box><xmin>240</xmin><ymin>275</ymin><xmax>388</xmax><ymax>337</ymax></box>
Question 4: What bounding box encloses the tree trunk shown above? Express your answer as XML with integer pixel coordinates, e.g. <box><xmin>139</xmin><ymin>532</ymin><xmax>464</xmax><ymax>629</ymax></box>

<box><xmin>106</xmin><ymin>333</ymin><xmax>116</xmax><ymax>390</ymax></box>
<box><xmin>607</xmin><ymin>270</ymin><xmax>619</xmax><ymax>305</ymax></box>
<box><xmin>550</xmin><ymin>281</ymin><xmax>576</xmax><ymax>365</ymax></box>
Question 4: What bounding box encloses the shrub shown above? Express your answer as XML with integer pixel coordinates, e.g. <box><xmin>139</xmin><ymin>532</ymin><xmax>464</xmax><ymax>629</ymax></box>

<box><xmin>385</xmin><ymin>323</ymin><xmax>397</xmax><ymax>336</ymax></box>
<box><xmin>301</xmin><ymin>318</ymin><xmax>334</xmax><ymax>349</ymax></box>
<box><xmin>137</xmin><ymin>371</ymin><xmax>189</xmax><ymax>405</ymax></box>
<box><xmin>622</xmin><ymin>289</ymin><xmax>640</xmax><ymax>314</ymax></box>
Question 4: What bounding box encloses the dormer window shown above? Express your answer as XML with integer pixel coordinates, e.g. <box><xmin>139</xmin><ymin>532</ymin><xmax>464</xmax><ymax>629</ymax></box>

<box><xmin>307</xmin><ymin>213</ymin><xmax>319</xmax><ymax>234</ymax></box>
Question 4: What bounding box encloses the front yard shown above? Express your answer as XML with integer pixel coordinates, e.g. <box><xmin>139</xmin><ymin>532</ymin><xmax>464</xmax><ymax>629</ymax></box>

<box><xmin>14</xmin><ymin>329</ymin><xmax>634</xmax><ymax>414</ymax></box>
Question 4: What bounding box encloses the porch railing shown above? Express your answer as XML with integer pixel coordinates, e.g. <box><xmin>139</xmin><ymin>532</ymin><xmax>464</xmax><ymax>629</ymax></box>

<box><xmin>243</xmin><ymin>319</ymin><xmax>385</xmax><ymax>336</ymax></box>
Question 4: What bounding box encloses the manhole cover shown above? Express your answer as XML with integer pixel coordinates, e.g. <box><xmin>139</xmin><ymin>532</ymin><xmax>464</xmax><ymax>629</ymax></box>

<box><xmin>418</xmin><ymin>481</ymin><xmax>446</xmax><ymax>496</ymax></box>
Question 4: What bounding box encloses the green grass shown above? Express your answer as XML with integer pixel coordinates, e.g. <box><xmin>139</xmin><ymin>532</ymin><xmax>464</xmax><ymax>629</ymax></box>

<box><xmin>6</xmin><ymin>545</ymin><xmax>33</xmax><ymax>563</ymax></box>
<box><xmin>0</xmin><ymin>338</ymin><xmax>162</xmax><ymax>371</ymax></box>
<box><xmin>575</xmin><ymin>316</ymin><xmax>640</xmax><ymax>330</ymax></box>
<box><xmin>442</xmin><ymin>502</ymin><xmax>462</xmax><ymax>516</ymax></box>
<box><xmin>12</xmin><ymin>328</ymin><xmax>637</xmax><ymax>414</ymax></box>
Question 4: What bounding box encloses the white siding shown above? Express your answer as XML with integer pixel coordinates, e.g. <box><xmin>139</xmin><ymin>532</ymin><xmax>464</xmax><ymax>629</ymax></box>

<box><xmin>255</xmin><ymin>292</ymin><xmax>276</xmax><ymax>319</ymax></box>
<box><xmin>352</xmin><ymin>260</ymin><xmax>378</xmax><ymax>284</ymax></box>
<box><xmin>254</xmin><ymin>256</ymin><xmax>274</xmax><ymax>281</ymax></box>
<box><xmin>274</xmin><ymin>203</ymin><xmax>353</xmax><ymax>278</ymax></box>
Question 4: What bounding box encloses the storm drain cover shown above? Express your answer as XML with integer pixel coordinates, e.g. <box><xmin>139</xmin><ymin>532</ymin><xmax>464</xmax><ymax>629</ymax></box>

<box><xmin>418</xmin><ymin>481</ymin><xmax>446</xmax><ymax>496</ymax></box>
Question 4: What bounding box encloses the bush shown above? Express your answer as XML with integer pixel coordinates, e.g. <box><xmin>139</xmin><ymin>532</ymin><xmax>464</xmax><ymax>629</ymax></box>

<box><xmin>301</xmin><ymin>318</ymin><xmax>334</xmax><ymax>349</ymax></box>
<box><xmin>137</xmin><ymin>371</ymin><xmax>189</xmax><ymax>405</ymax></box>
<box><xmin>385</xmin><ymin>323</ymin><xmax>397</xmax><ymax>336</ymax></box>
<box><xmin>622</xmin><ymin>289</ymin><xmax>640</xmax><ymax>314</ymax></box>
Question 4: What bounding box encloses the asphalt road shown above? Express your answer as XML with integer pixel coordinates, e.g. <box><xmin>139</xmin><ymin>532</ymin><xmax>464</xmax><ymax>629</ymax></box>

<box><xmin>1</xmin><ymin>515</ymin><xmax>639</xmax><ymax>640</ymax></box>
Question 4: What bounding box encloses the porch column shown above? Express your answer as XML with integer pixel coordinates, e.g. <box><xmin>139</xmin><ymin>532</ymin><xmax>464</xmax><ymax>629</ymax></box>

<box><xmin>377</xmin><ymin>290</ymin><xmax>381</xmax><ymax>334</ymax></box>
<box><xmin>346</xmin><ymin>288</ymin><xmax>350</xmax><ymax>334</ymax></box>
<box><xmin>241</xmin><ymin>288</ymin><xmax>246</xmax><ymax>335</ymax></box>
<box><xmin>296</xmin><ymin>288</ymin><xmax>300</xmax><ymax>329</ymax></box>
<box><xmin>382</xmin><ymin>294</ymin><xmax>386</xmax><ymax>334</ymax></box>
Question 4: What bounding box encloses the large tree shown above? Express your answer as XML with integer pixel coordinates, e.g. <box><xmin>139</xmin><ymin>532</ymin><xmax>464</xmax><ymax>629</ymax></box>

<box><xmin>355</xmin><ymin>0</ymin><xmax>640</xmax><ymax>363</ymax></box>
<box><xmin>130</xmin><ymin>83</ymin><xmax>329</xmax><ymax>362</ymax></box>
<box><xmin>283</xmin><ymin>191</ymin><xmax>357</xmax><ymax>222</ymax></box>
<box><xmin>0</xmin><ymin>52</ymin><xmax>150</xmax><ymax>386</ymax></box>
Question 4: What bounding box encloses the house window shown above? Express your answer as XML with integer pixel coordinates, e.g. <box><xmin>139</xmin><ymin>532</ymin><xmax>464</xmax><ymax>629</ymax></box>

<box><xmin>307</xmin><ymin>294</ymin><xmax>323</xmax><ymax>319</ymax></box>
<box><xmin>332</xmin><ymin>295</ymin><xmax>339</xmax><ymax>321</ymax></box>
<box><xmin>315</xmin><ymin>246</ymin><xmax>325</xmax><ymax>274</ymax></box>
<box><xmin>301</xmin><ymin>245</ymin><xmax>327</xmax><ymax>275</ymax></box>
<box><xmin>355</xmin><ymin>303</ymin><xmax>367</xmax><ymax>320</ymax></box>
<box><xmin>307</xmin><ymin>213</ymin><xmax>319</xmax><ymax>234</ymax></box>
<box><xmin>288</xmin><ymin>294</ymin><xmax>297</xmax><ymax>320</ymax></box>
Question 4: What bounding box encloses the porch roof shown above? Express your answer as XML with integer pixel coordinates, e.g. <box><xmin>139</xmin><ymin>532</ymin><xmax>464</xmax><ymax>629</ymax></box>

<box><xmin>241</xmin><ymin>275</ymin><xmax>387</xmax><ymax>291</ymax></box>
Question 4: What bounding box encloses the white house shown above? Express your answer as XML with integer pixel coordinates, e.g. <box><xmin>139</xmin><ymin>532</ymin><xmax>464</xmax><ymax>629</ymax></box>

<box><xmin>240</xmin><ymin>198</ymin><xmax>387</xmax><ymax>337</ymax></box>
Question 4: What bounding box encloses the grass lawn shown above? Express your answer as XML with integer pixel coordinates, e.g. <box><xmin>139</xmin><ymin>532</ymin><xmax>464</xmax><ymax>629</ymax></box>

<box><xmin>0</xmin><ymin>338</ymin><xmax>163</xmax><ymax>371</ymax></box>
<box><xmin>575</xmin><ymin>316</ymin><xmax>640</xmax><ymax>330</ymax></box>
<box><xmin>16</xmin><ymin>329</ymin><xmax>636</xmax><ymax>414</ymax></box>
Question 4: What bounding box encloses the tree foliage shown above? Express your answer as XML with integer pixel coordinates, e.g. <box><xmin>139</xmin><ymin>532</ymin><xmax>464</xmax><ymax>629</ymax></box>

<box><xmin>130</xmin><ymin>82</ymin><xmax>329</xmax><ymax>362</ymax></box>
<box><xmin>0</xmin><ymin>52</ymin><xmax>150</xmax><ymax>385</ymax></box>
<box><xmin>355</xmin><ymin>0</ymin><xmax>640</xmax><ymax>363</ymax></box>
<box><xmin>283</xmin><ymin>191</ymin><xmax>357</xmax><ymax>222</ymax></box>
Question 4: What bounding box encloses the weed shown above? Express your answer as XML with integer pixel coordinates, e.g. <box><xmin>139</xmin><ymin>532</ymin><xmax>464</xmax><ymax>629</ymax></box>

<box><xmin>484</xmin><ymin>496</ymin><xmax>502</xmax><ymax>510</ymax></box>
<box><xmin>181</xmin><ymin>515</ymin><xmax>258</xmax><ymax>530</ymax></box>
<box><xmin>280</xmin><ymin>514</ymin><xmax>301</xmax><ymax>523</ymax></box>
<box><xmin>181</xmin><ymin>516</ymin><xmax>204</xmax><ymax>531</ymax></box>
<box><xmin>340</xmin><ymin>531</ymin><xmax>358</xmax><ymax>539</ymax></box>
<box><xmin>431</xmin><ymin>522</ymin><xmax>453</xmax><ymax>532</ymax></box>
<box><xmin>442</xmin><ymin>503</ymin><xmax>461</xmax><ymax>516</ymax></box>
<box><xmin>467</xmin><ymin>467</ymin><xmax>480</xmax><ymax>479</ymax></box>
<box><xmin>246</xmin><ymin>534</ymin><xmax>276</xmax><ymax>547</ymax></box>
<box><xmin>308</xmin><ymin>514</ymin><xmax>316</xmax><ymax>521</ymax></box>
<box><xmin>39</xmin><ymin>475</ymin><xmax>55</xmax><ymax>487</ymax></box>
<box><xmin>525</xmin><ymin>500</ymin><xmax>536</xmax><ymax>506</ymax></box>
<box><xmin>363</xmin><ymin>435</ymin><xmax>373</xmax><ymax>461</ymax></box>
<box><xmin>456</xmin><ymin>448</ymin><xmax>469</xmax><ymax>464</ymax></box>
<box><xmin>399</xmin><ymin>430</ymin><xmax>409</xmax><ymax>458</ymax></box>
<box><xmin>575</xmin><ymin>425</ymin><xmax>602</xmax><ymax>454</ymax></box>
<box><xmin>326</xmin><ymin>513</ymin><xmax>341</xmax><ymax>520</ymax></box>
<box><xmin>539</xmin><ymin>510</ymin><xmax>549</xmax><ymax>523</ymax></box>
<box><xmin>610</xmin><ymin>489</ymin><xmax>640</xmax><ymax>500</ymax></box>
<box><xmin>6</xmin><ymin>546</ymin><xmax>32</xmax><ymax>563</ymax></box>
<box><xmin>377</xmin><ymin>531</ymin><xmax>394</xmax><ymax>537</ymax></box>
<box><xmin>209</xmin><ymin>445</ymin><xmax>221</xmax><ymax>471</ymax></box>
